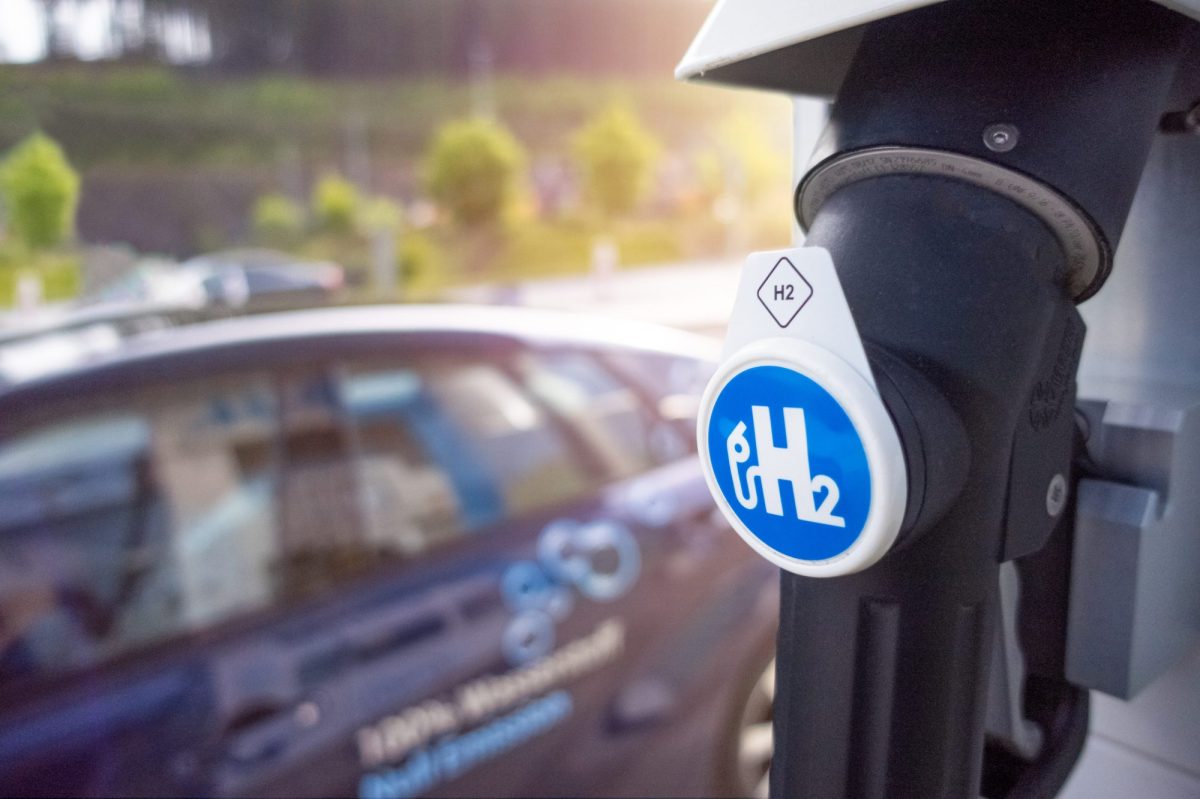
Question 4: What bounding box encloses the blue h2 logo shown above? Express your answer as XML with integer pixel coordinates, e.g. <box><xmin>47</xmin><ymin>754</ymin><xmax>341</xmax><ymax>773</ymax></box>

<box><xmin>707</xmin><ymin>365</ymin><xmax>872</xmax><ymax>562</ymax></box>
<box><xmin>727</xmin><ymin>406</ymin><xmax>845</xmax><ymax>527</ymax></box>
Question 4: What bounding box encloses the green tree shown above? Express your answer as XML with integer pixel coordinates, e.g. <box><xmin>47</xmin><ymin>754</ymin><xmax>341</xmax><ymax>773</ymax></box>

<box><xmin>252</xmin><ymin>192</ymin><xmax>304</xmax><ymax>244</ymax></box>
<box><xmin>572</xmin><ymin>106</ymin><xmax>660</xmax><ymax>218</ymax></box>
<box><xmin>311</xmin><ymin>172</ymin><xmax>360</xmax><ymax>235</ymax></box>
<box><xmin>715</xmin><ymin>111</ymin><xmax>787</xmax><ymax>203</ymax></box>
<box><xmin>424</xmin><ymin>118</ymin><xmax>525</xmax><ymax>226</ymax></box>
<box><xmin>0</xmin><ymin>132</ymin><xmax>81</xmax><ymax>249</ymax></box>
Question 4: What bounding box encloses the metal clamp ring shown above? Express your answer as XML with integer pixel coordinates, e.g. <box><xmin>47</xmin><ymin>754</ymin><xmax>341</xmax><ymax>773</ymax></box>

<box><xmin>796</xmin><ymin>147</ymin><xmax>1110</xmax><ymax>301</ymax></box>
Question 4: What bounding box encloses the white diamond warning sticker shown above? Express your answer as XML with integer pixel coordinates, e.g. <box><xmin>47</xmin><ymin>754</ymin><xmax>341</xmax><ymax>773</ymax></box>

<box><xmin>756</xmin><ymin>257</ymin><xmax>813</xmax><ymax>328</ymax></box>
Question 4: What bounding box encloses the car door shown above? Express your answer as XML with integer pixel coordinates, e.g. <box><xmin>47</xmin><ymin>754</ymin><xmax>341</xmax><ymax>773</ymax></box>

<box><xmin>489</xmin><ymin>343</ymin><xmax>777</xmax><ymax>798</ymax></box>
<box><xmin>407</xmin><ymin>342</ymin><xmax>730</xmax><ymax>798</ymax></box>
<box><xmin>246</xmin><ymin>336</ymin><xmax>637</xmax><ymax>799</ymax></box>
<box><xmin>0</xmin><ymin>340</ymin><xmax>613</xmax><ymax>799</ymax></box>
<box><xmin>265</xmin><ymin>336</ymin><xmax>733</xmax><ymax>799</ymax></box>
<box><xmin>0</xmin><ymin>335</ymin><xmax>759</xmax><ymax>799</ymax></box>
<box><xmin>594</xmin><ymin>345</ymin><xmax>781</xmax><ymax>796</ymax></box>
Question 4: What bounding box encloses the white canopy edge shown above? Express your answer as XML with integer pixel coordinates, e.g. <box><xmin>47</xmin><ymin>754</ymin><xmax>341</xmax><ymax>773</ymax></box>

<box><xmin>676</xmin><ymin>0</ymin><xmax>1200</xmax><ymax>84</ymax></box>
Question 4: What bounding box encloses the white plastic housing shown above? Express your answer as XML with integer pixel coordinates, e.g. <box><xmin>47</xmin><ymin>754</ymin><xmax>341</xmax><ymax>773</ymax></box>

<box><xmin>677</xmin><ymin>0</ymin><xmax>1200</xmax><ymax>96</ymax></box>
<box><xmin>697</xmin><ymin>247</ymin><xmax>908</xmax><ymax>576</ymax></box>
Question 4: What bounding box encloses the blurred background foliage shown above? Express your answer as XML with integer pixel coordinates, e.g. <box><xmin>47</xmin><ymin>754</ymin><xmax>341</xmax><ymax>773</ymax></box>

<box><xmin>425</xmin><ymin>118</ymin><xmax>525</xmax><ymax>226</ymax></box>
<box><xmin>0</xmin><ymin>0</ymin><xmax>794</xmax><ymax>306</ymax></box>
<box><xmin>0</xmin><ymin>132</ymin><xmax>80</xmax><ymax>249</ymax></box>
<box><xmin>311</xmin><ymin>173</ymin><xmax>361</xmax><ymax>235</ymax></box>
<box><xmin>0</xmin><ymin>132</ymin><xmax>83</xmax><ymax>305</ymax></box>
<box><xmin>573</xmin><ymin>105</ymin><xmax>661</xmax><ymax>219</ymax></box>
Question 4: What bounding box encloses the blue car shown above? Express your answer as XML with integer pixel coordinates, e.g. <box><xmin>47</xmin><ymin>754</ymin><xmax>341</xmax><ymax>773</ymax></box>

<box><xmin>0</xmin><ymin>306</ymin><xmax>778</xmax><ymax>798</ymax></box>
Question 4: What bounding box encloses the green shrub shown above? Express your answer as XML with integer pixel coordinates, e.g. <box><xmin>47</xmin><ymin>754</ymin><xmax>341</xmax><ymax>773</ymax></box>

<box><xmin>0</xmin><ymin>133</ymin><xmax>81</xmax><ymax>249</ymax></box>
<box><xmin>398</xmin><ymin>230</ymin><xmax>450</xmax><ymax>298</ymax></box>
<box><xmin>311</xmin><ymin>173</ymin><xmax>360</xmax><ymax>235</ymax></box>
<box><xmin>572</xmin><ymin>106</ymin><xmax>660</xmax><ymax>218</ymax></box>
<box><xmin>252</xmin><ymin>192</ymin><xmax>305</xmax><ymax>245</ymax></box>
<box><xmin>715</xmin><ymin>111</ymin><xmax>788</xmax><ymax>203</ymax></box>
<box><xmin>424</xmin><ymin>118</ymin><xmax>525</xmax><ymax>226</ymax></box>
<box><xmin>40</xmin><ymin>254</ymin><xmax>81</xmax><ymax>300</ymax></box>
<box><xmin>0</xmin><ymin>246</ymin><xmax>82</xmax><ymax>307</ymax></box>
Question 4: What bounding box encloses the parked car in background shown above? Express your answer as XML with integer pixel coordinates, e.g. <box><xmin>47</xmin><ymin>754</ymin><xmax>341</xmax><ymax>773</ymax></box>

<box><xmin>93</xmin><ymin>250</ymin><xmax>345</xmax><ymax>315</ymax></box>
<box><xmin>0</xmin><ymin>306</ymin><xmax>778</xmax><ymax>799</ymax></box>
<box><xmin>90</xmin><ymin>258</ymin><xmax>217</xmax><ymax>310</ymax></box>
<box><xmin>181</xmin><ymin>249</ymin><xmax>345</xmax><ymax>311</ymax></box>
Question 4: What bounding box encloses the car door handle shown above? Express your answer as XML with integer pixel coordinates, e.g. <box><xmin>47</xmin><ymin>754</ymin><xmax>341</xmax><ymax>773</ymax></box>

<box><xmin>220</xmin><ymin>701</ymin><xmax>290</xmax><ymax>737</ymax></box>
<box><xmin>219</xmin><ymin>701</ymin><xmax>295</xmax><ymax>765</ymax></box>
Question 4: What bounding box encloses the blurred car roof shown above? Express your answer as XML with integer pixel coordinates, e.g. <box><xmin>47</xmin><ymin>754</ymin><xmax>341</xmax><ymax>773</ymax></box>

<box><xmin>0</xmin><ymin>299</ymin><xmax>200</xmax><ymax>345</ymax></box>
<box><xmin>0</xmin><ymin>299</ymin><xmax>214</xmax><ymax>386</ymax></box>
<box><xmin>0</xmin><ymin>304</ymin><xmax>719</xmax><ymax>400</ymax></box>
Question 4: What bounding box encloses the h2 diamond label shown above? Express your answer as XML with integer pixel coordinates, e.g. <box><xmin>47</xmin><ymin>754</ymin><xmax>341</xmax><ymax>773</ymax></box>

<box><xmin>757</xmin><ymin>257</ymin><xmax>813</xmax><ymax>328</ymax></box>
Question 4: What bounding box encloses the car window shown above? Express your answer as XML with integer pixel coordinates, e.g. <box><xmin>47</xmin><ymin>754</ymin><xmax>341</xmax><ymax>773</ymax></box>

<box><xmin>601</xmin><ymin>349</ymin><xmax>715</xmax><ymax>422</ymax></box>
<box><xmin>0</xmin><ymin>377</ymin><xmax>281</xmax><ymax>691</ymax></box>
<box><xmin>273</xmin><ymin>371</ymin><xmax>374</xmax><ymax>597</ymax></box>
<box><xmin>340</xmin><ymin>368</ymin><xmax>469</xmax><ymax>557</ymax></box>
<box><xmin>343</xmin><ymin>356</ymin><xmax>593</xmax><ymax>535</ymax></box>
<box><xmin>516</xmin><ymin>349</ymin><xmax>686</xmax><ymax>475</ymax></box>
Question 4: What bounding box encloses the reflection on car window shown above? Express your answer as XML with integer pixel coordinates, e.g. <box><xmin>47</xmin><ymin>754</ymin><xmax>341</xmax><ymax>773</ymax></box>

<box><xmin>273</xmin><ymin>371</ymin><xmax>373</xmax><ymax>598</ymax></box>
<box><xmin>346</xmin><ymin>357</ymin><xmax>592</xmax><ymax>529</ymax></box>
<box><xmin>518</xmin><ymin>350</ymin><xmax>683</xmax><ymax>475</ymax></box>
<box><xmin>0</xmin><ymin>354</ymin><xmax>607</xmax><ymax>691</ymax></box>
<box><xmin>0</xmin><ymin>414</ymin><xmax>150</xmax><ymax>681</ymax></box>
<box><xmin>341</xmin><ymin>369</ymin><xmax>467</xmax><ymax>557</ymax></box>
<box><xmin>601</xmin><ymin>349</ymin><xmax>714</xmax><ymax>420</ymax></box>
<box><xmin>152</xmin><ymin>379</ymin><xmax>279</xmax><ymax>629</ymax></box>
<box><xmin>0</xmin><ymin>379</ymin><xmax>280</xmax><ymax>690</ymax></box>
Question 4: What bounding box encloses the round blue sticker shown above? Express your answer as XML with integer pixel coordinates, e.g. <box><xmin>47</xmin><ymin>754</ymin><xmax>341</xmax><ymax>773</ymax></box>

<box><xmin>707</xmin><ymin>364</ymin><xmax>872</xmax><ymax>562</ymax></box>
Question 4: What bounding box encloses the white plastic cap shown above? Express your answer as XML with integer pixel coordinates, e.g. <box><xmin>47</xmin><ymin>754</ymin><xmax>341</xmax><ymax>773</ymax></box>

<box><xmin>698</xmin><ymin>337</ymin><xmax>907</xmax><ymax>577</ymax></box>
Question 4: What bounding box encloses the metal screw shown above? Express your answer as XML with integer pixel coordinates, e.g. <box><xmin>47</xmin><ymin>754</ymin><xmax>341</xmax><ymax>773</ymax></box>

<box><xmin>1046</xmin><ymin>473</ymin><xmax>1068</xmax><ymax>517</ymax></box>
<box><xmin>983</xmin><ymin>123</ymin><xmax>1019</xmax><ymax>153</ymax></box>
